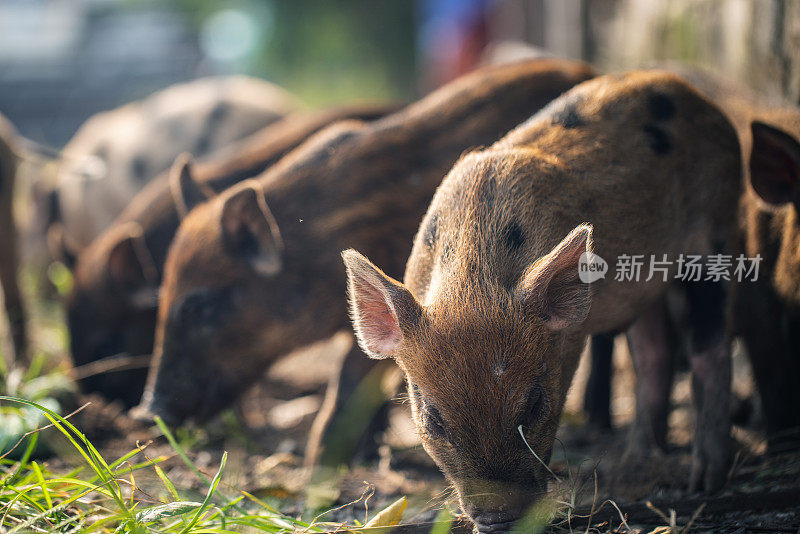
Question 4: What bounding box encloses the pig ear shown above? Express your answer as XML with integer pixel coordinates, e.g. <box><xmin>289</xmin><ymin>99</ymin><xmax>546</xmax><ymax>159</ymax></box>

<box><xmin>220</xmin><ymin>182</ymin><xmax>284</xmax><ymax>277</ymax></box>
<box><xmin>342</xmin><ymin>249</ymin><xmax>422</xmax><ymax>359</ymax></box>
<box><xmin>749</xmin><ymin>121</ymin><xmax>800</xmax><ymax>207</ymax></box>
<box><xmin>170</xmin><ymin>153</ymin><xmax>215</xmax><ymax>218</ymax></box>
<box><xmin>516</xmin><ymin>224</ymin><xmax>593</xmax><ymax>331</ymax></box>
<box><xmin>107</xmin><ymin>223</ymin><xmax>159</xmax><ymax>309</ymax></box>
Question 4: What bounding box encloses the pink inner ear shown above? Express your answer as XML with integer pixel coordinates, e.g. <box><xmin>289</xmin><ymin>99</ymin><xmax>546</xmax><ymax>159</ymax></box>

<box><xmin>351</xmin><ymin>274</ymin><xmax>403</xmax><ymax>357</ymax></box>
<box><xmin>358</xmin><ymin>298</ymin><xmax>402</xmax><ymax>355</ymax></box>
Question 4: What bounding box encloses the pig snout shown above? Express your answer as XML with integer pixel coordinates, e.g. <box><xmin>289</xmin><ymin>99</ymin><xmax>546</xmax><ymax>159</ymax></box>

<box><xmin>133</xmin><ymin>374</ymin><xmax>229</xmax><ymax>427</ymax></box>
<box><xmin>459</xmin><ymin>479</ymin><xmax>546</xmax><ymax>533</ymax></box>
<box><xmin>130</xmin><ymin>392</ymin><xmax>182</xmax><ymax>426</ymax></box>
<box><xmin>129</xmin><ymin>353</ymin><xmax>216</xmax><ymax>426</ymax></box>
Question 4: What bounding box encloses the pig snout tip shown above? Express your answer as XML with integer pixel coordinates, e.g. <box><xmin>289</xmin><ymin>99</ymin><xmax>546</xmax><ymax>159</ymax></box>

<box><xmin>129</xmin><ymin>404</ymin><xmax>156</xmax><ymax>423</ymax></box>
<box><xmin>129</xmin><ymin>397</ymin><xmax>180</xmax><ymax>426</ymax></box>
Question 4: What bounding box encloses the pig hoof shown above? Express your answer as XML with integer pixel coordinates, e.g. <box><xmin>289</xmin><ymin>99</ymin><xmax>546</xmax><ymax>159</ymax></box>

<box><xmin>622</xmin><ymin>436</ymin><xmax>664</xmax><ymax>463</ymax></box>
<box><xmin>689</xmin><ymin>458</ymin><xmax>729</xmax><ymax>493</ymax></box>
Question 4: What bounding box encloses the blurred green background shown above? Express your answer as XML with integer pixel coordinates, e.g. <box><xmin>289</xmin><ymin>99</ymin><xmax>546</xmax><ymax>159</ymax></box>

<box><xmin>168</xmin><ymin>0</ymin><xmax>418</xmax><ymax>106</ymax></box>
<box><xmin>0</xmin><ymin>0</ymin><xmax>421</xmax><ymax>147</ymax></box>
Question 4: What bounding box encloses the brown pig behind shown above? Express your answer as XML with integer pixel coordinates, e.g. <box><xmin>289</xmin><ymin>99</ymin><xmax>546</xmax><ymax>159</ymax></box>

<box><xmin>684</xmin><ymin>70</ymin><xmax>800</xmax><ymax>451</ymax></box>
<box><xmin>585</xmin><ymin>68</ymin><xmax>800</xmax><ymax>453</ymax></box>
<box><xmin>344</xmin><ymin>71</ymin><xmax>741</xmax><ymax>532</ymax></box>
<box><xmin>136</xmin><ymin>59</ymin><xmax>597</xmax><ymax>433</ymax></box>
<box><xmin>67</xmin><ymin>104</ymin><xmax>395</xmax><ymax>407</ymax></box>
<box><xmin>581</xmin><ymin>69</ymin><xmax>800</xmax><ymax>451</ymax></box>
<box><xmin>738</xmin><ymin>110</ymin><xmax>800</xmax><ymax>452</ymax></box>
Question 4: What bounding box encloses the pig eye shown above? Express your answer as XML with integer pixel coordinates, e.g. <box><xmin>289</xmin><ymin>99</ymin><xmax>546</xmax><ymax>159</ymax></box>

<box><xmin>423</xmin><ymin>405</ymin><xmax>447</xmax><ymax>439</ymax></box>
<box><xmin>409</xmin><ymin>382</ymin><xmax>448</xmax><ymax>440</ymax></box>
<box><xmin>522</xmin><ymin>386</ymin><xmax>548</xmax><ymax>428</ymax></box>
<box><xmin>174</xmin><ymin>288</ymin><xmax>230</xmax><ymax>327</ymax></box>
<box><xmin>180</xmin><ymin>296</ymin><xmax>216</xmax><ymax>323</ymax></box>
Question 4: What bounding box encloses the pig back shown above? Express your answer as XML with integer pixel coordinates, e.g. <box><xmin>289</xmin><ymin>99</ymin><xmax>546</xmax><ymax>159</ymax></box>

<box><xmin>55</xmin><ymin>76</ymin><xmax>296</xmax><ymax>249</ymax></box>
<box><xmin>405</xmin><ymin>70</ymin><xmax>742</xmax><ymax>335</ymax></box>
<box><xmin>275</xmin><ymin>59</ymin><xmax>599</xmax><ymax>282</ymax></box>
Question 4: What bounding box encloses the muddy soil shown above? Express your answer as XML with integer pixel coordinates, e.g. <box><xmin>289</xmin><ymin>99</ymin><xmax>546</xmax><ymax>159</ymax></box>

<box><xmin>53</xmin><ymin>333</ymin><xmax>800</xmax><ymax>533</ymax></box>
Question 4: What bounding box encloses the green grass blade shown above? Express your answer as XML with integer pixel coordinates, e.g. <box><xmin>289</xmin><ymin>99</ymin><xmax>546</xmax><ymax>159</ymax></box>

<box><xmin>154</xmin><ymin>417</ymin><xmax>212</xmax><ymax>486</ymax></box>
<box><xmin>108</xmin><ymin>447</ymin><xmax>162</xmax><ymax>471</ymax></box>
<box><xmin>180</xmin><ymin>451</ymin><xmax>227</xmax><ymax>534</ymax></box>
<box><xmin>30</xmin><ymin>462</ymin><xmax>52</xmax><ymax>509</ymax></box>
<box><xmin>429</xmin><ymin>508</ymin><xmax>454</xmax><ymax>534</ymax></box>
<box><xmin>136</xmin><ymin>501</ymin><xmax>203</xmax><ymax>523</ymax></box>
<box><xmin>154</xmin><ymin>464</ymin><xmax>182</xmax><ymax>502</ymax></box>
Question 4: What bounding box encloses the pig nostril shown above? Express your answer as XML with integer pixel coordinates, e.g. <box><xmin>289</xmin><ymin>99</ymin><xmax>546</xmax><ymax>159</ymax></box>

<box><xmin>472</xmin><ymin>511</ymin><xmax>519</xmax><ymax>534</ymax></box>
<box><xmin>474</xmin><ymin>522</ymin><xmax>515</xmax><ymax>534</ymax></box>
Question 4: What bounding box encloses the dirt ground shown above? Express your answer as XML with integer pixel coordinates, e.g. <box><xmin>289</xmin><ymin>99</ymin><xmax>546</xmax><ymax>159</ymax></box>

<box><xmin>55</xmin><ymin>332</ymin><xmax>800</xmax><ymax>533</ymax></box>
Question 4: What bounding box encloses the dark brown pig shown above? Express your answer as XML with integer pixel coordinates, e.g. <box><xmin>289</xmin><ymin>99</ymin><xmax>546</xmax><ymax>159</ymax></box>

<box><xmin>135</xmin><ymin>59</ymin><xmax>597</xmax><ymax>442</ymax></box>
<box><xmin>0</xmin><ymin>113</ymin><xmax>26</xmax><ymax>363</ymax></box>
<box><xmin>67</xmin><ymin>104</ymin><xmax>395</xmax><ymax>407</ymax></box>
<box><xmin>738</xmin><ymin>116</ymin><xmax>800</xmax><ymax>452</ymax></box>
<box><xmin>344</xmin><ymin>71</ymin><xmax>741</xmax><ymax>531</ymax></box>
<box><xmin>702</xmin><ymin>83</ymin><xmax>800</xmax><ymax>452</ymax></box>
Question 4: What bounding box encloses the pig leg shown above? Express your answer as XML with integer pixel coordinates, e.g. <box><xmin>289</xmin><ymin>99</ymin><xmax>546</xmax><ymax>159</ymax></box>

<box><xmin>625</xmin><ymin>300</ymin><xmax>674</xmax><ymax>456</ymax></box>
<box><xmin>305</xmin><ymin>344</ymin><xmax>395</xmax><ymax>468</ymax></box>
<box><xmin>583</xmin><ymin>333</ymin><xmax>615</xmax><ymax>430</ymax></box>
<box><xmin>0</xmin><ymin>180</ymin><xmax>27</xmax><ymax>363</ymax></box>
<box><xmin>736</xmin><ymin>278</ymin><xmax>800</xmax><ymax>453</ymax></box>
<box><xmin>684</xmin><ymin>279</ymin><xmax>732</xmax><ymax>492</ymax></box>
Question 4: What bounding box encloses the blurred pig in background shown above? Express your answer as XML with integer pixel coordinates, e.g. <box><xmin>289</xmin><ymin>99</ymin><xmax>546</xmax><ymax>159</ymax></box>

<box><xmin>42</xmin><ymin>76</ymin><xmax>296</xmax><ymax>264</ymax></box>
<box><xmin>67</xmin><ymin>104</ymin><xmax>395</xmax><ymax>408</ymax></box>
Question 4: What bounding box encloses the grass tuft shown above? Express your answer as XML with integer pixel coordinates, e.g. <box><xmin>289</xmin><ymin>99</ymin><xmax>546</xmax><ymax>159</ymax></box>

<box><xmin>0</xmin><ymin>395</ymin><xmax>418</xmax><ymax>533</ymax></box>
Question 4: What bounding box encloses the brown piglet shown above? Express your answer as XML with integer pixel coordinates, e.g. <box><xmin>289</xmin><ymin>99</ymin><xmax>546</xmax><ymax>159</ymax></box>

<box><xmin>67</xmin><ymin>104</ymin><xmax>394</xmax><ymax>407</ymax></box>
<box><xmin>344</xmin><ymin>71</ymin><xmax>741</xmax><ymax>532</ymax></box>
<box><xmin>133</xmin><ymin>59</ymin><xmax>597</xmax><ymax>453</ymax></box>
